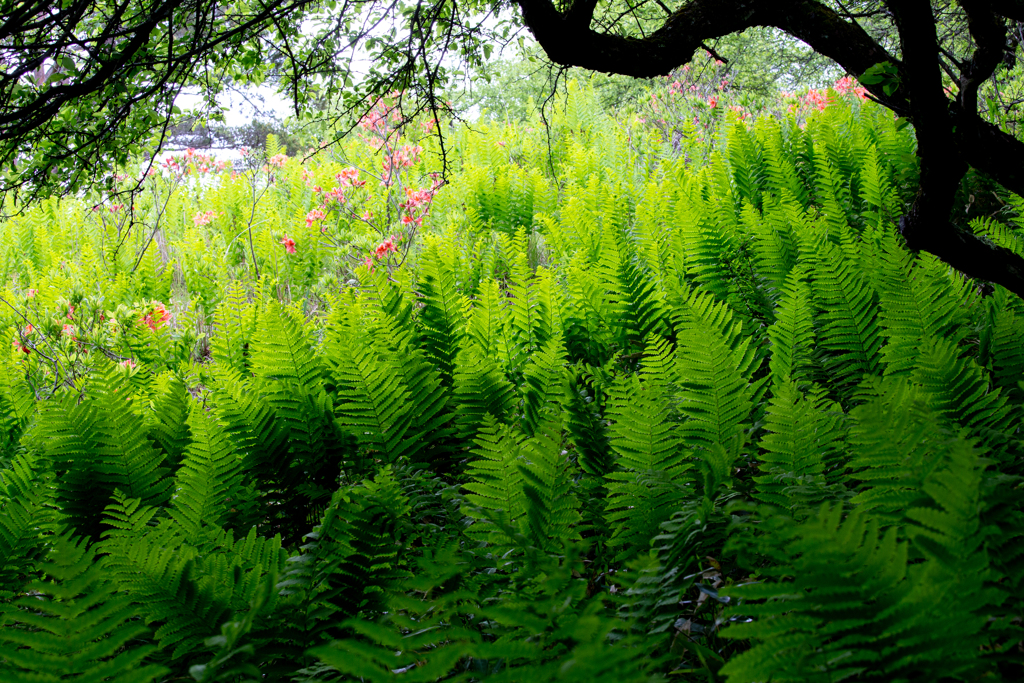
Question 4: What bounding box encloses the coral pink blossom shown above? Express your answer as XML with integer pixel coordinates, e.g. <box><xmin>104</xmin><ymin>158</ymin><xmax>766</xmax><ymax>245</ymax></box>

<box><xmin>305</xmin><ymin>209</ymin><xmax>327</xmax><ymax>228</ymax></box>
<box><xmin>142</xmin><ymin>303</ymin><xmax>171</xmax><ymax>331</ymax></box>
<box><xmin>374</xmin><ymin>237</ymin><xmax>398</xmax><ymax>259</ymax></box>
<box><xmin>62</xmin><ymin>323</ymin><xmax>75</xmax><ymax>336</ymax></box>
<box><xmin>26</xmin><ymin>289</ymin><xmax>36</xmax><ymax>299</ymax></box>
<box><xmin>281</xmin><ymin>236</ymin><xmax>297</xmax><ymax>254</ymax></box>
<box><xmin>119</xmin><ymin>359</ymin><xmax>137</xmax><ymax>370</ymax></box>
<box><xmin>336</xmin><ymin>167</ymin><xmax>366</xmax><ymax>188</ymax></box>
<box><xmin>193</xmin><ymin>210</ymin><xmax>218</xmax><ymax>227</ymax></box>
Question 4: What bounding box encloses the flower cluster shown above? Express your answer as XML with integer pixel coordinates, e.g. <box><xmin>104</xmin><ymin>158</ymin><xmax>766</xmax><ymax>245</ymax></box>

<box><xmin>397</xmin><ymin>184</ymin><xmax>438</xmax><ymax>227</ymax></box>
<box><xmin>281</xmin><ymin>236</ymin><xmax>297</xmax><ymax>254</ymax></box>
<box><xmin>358</xmin><ymin>92</ymin><xmax>405</xmax><ymax>137</ymax></box>
<box><xmin>305</xmin><ymin>209</ymin><xmax>327</xmax><ymax>232</ymax></box>
<box><xmin>268</xmin><ymin>153</ymin><xmax>289</xmax><ymax>168</ymax></box>
<box><xmin>833</xmin><ymin>76</ymin><xmax>870</xmax><ymax>100</ymax></box>
<box><xmin>336</xmin><ymin>167</ymin><xmax>366</xmax><ymax>188</ymax></box>
<box><xmin>381</xmin><ymin>145</ymin><xmax>423</xmax><ymax>186</ymax></box>
<box><xmin>161</xmin><ymin>148</ymin><xmax>228</xmax><ymax>176</ymax></box>
<box><xmin>374</xmin><ymin>236</ymin><xmax>398</xmax><ymax>259</ymax></box>
<box><xmin>784</xmin><ymin>77</ymin><xmax>870</xmax><ymax>121</ymax></box>
<box><xmin>142</xmin><ymin>302</ymin><xmax>171</xmax><ymax>331</ymax></box>
<box><xmin>193</xmin><ymin>210</ymin><xmax>219</xmax><ymax>227</ymax></box>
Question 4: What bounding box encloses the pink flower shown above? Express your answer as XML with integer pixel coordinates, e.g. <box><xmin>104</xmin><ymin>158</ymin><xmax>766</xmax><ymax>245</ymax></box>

<box><xmin>26</xmin><ymin>289</ymin><xmax>36</xmax><ymax>299</ymax></box>
<box><xmin>281</xmin><ymin>236</ymin><xmax>297</xmax><ymax>254</ymax></box>
<box><xmin>708</xmin><ymin>96</ymin><xmax>718</xmax><ymax>108</ymax></box>
<box><xmin>305</xmin><ymin>209</ymin><xmax>327</xmax><ymax>228</ymax></box>
<box><xmin>67</xmin><ymin>305</ymin><xmax>75</xmax><ymax>320</ymax></box>
<box><xmin>322</xmin><ymin>188</ymin><xmax>345</xmax><ymax>205</ymax></box>
<box><xmin>142</xmin><ymin>303</ymin><xmax>171</xmax><ymax>331</ymax></box>
<box><xmin>119</xmin><ymin>359</ymin><xmax>137</xmax><ymax>370</ymax></box>
<box><xmin>62</xmin><ymin>323</ymin><xmax>75</xmax><ymax>336</ymax></box>
<box><xmin>374</xmin><ymin>237</ymin><xmax>398</xmax><ymax>259</ymax></box>
<box><xmin>361</xmin><ymin>210</ymin><xmax>373</xmax><ymax>222</ymax></box>
<box><xmin>193</xmin><ymin>210</ymin><xmax>218</xmax><ymax>227</ymax></box>
<box><xmin>336</xmin><ymin>167</ymin><xmax>366</xmax><ymax>187</ymax></box>
<box><xmin>268</xmin><ymin>153</ymin><xmax>288</xmax><ymax>168</ymax></box>
<box><xmin>401</xmin><ymin>214</ymin><xmax>414</xmax><ymax>225</ymax></box>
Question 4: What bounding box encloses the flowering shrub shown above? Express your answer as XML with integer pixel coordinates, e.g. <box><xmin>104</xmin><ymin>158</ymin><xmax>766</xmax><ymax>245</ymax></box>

<box><xmin>642</xmin><ymin>55</ymin><xmax>872</xmax><ymax>157</ymax></box>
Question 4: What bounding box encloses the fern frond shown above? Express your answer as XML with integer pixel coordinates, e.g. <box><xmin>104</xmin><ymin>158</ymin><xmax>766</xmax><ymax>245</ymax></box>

<box><xmin>418</xmin><ymin>241</ymin><xmax>465</xmax><ymax>385</ymax></box>
<box><xmin>463</xmin><ymin>416</ymin><xmax>526</xmax><ymax>550</ymax></box>
<box><xmin>811</xmin><ymin>239</ymin><xmax>883</xmax><ymax>388</ymax></box>
<box><xmin>0</xmin><ymin>453</ymin><xmax>54</xmax><ymax>595</ymax></box>
<box><xmin>520</xmin><ymin>334</ymin><xmax>566</xmax><ymax>437</ymax></box>
<box><xmin>604</xmin><ymin>375</ymin><xmax>690</xmax><ymax>558</ymax></box>
<box><xmin>168</xmin><ymin>402</ymin><xmax>245</xmax><ymax>537</ymax></box>
<box><xmin>753</xmin><ymin>380</ymin><xmax>845</xmax><ymax>512</ymax></box>
<box><xmin>767</xmin><ymin>266</ymin><xmax>816</xmax><ymax>383</ymax></box>
<box><xmin>0</xmin><ymin>533</ymin><xmax>168</xmax><ymax>683</ymax></box>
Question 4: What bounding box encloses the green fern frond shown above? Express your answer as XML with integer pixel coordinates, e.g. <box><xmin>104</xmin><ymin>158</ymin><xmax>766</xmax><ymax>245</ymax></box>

<box><xmin>754</xmin><ymin>380</ymin><xmax>845</xmax><ymax>512</ymax></box>
<box><xmin>767</xmin><ymin>266</ymin><xmax>816</xmax><ymax>383</ymax></box>
<box><xmin>463</xmin><ymin>415</ymin><xmax>526</xmax><ymax>550</ymax></box>
<box><xmin>453</xmin><ymin>348</ymin><xmax>518</xmax><ymax>442</ymax></box>
<box><xmin>604</xmin><ymin>375</ymin><xmax>690</xmax><ymax>558</ymax></box>
<box><xmin>146</xmin><ymin>374</ymin><xmax>192</xmax><ymax>471</ymax></box>
<box><xmin>273</xmin><ymin>467</ymin><xmax>410</xmax><ymax>658</ymax></box>
<box><xmin>876</xmin><ymin>243</ymin><xmax>968</xmax><ymax>377</ymax></box>
<box><xmin>0</xmin><ymin>453</ymin><xmax>54</xmax><ymax>595</ymax></box>
<box><xmin>0</xmin><ymin>533</ymin><xmax>168</xmax><ymax>683</ymax></box>
<box><xmin>720</xmin><ymin>505</ymin><xmax>911</xmax><ymax>683</ymax></box>
<box><xmin>418</xmin><ymin>241</ymin><xmax>465</xmax><ymax>385</ymax></box>
<box><xmin>675</xmin><ymin>323</ymin><xmax>758</xmax><ymax>462</ymax></box>
<box><xmin>517</xmin><ymin>417</ymin><xmax>581</xmax><ymax>552</ymax></box>
<box><xmin>101</xmin><ymin>493</ymin><xmax>283</xmax><ymax>661</ymax></box>
<box><xmin>210</xmin><ymin>279</ymin><xmax>256</xmax><ymax>372</ymax></box>
<box><xmin>250</xmin><ymin>300</ymin><xmax>322</xmax><ymax>390</ymax></box>
<box><xmin>982</xmin><ymin>288</ymin><xmax>1024</xmax><ymax>401</ymax></box>
<box><xmin>911</xmin><ymin>335</ymin><xmax>1014</xmax><ymax>451</ymax></box>
<box><xmin>521</xmin><ymin>334</ymin><xmax>567</xmax><ymax>437</ymax></box>
<box><xmin>168</xmin><ymin>402</ymin><xmax>245</xmax><ymax>537</ymax></box>
<box><xmin>811</xmin><ymin>239</ymin><xmax>883</xmax><ymax>388</ymax></box>
<box><xmin>332</xmin><ymin>339</ymin><xmax>414</xmax><ymax>465</ymax></box>
<box><xmin>562</xmin><ymin>368</ymin><xmax>613</xmax><ymax>477</ymax></box>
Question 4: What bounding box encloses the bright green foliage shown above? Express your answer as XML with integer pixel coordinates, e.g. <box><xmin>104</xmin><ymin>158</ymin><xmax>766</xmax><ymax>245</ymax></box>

<box><xmin>1</xmin><ymin>86</ymin><xmax>1022</xmax><ymax>681</ymax></box>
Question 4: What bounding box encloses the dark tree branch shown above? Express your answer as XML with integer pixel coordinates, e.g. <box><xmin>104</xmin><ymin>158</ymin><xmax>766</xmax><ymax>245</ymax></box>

<box><xmin>957</xmin><ymin>0</ymin><xmax>1008</xmax><ymax>113</ymax></box>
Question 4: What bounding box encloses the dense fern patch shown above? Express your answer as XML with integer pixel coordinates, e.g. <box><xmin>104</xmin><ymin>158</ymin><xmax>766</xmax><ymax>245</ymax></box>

<box><xmin>1</xmin><ymin>85</ymin><xmax>1023</xmax><ymax>680</ymax></box>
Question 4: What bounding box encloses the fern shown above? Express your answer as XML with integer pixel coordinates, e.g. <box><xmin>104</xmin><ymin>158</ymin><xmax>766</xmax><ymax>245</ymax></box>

<box><xmin>876</xmin><ymin>243</ymin><xmax>968</xmax><ymax>377</ymax></box>
<box><xmin>168</xmin><ymin>402</ymin><xmax>246</xmax><ymax>537</ymax></box>
<box><xmin>0</xmin><ymin>452</ymin><xmax>55</xmax><ymax>596</ymax></box>
<box><xmin>0</xmin><ymin>533</ymin><xmax>168</xmax><ymax>683</ymax></box>
<box><xmin>604</xmin><ymin>373</ymin><xmax>689</xmax><ymax>558</ymax></box>
<box><xmin>811</xmin><ymin>238</ymin><xmax>883</xmax><ymax>388</ymax></box>
<box><xmin>210</xmin><ymin>279</ymin><xmax>256</xmax><ymax>372</ymax></box>
<box><xmin>520</xmin><ymin>334</ymin><xmax>566</xmax><ymax>437</ymax></box>
<box><xmin>517</xmin><ymin>416</ymin><xmax>581</xmax><ymax>552</ymax></box>
<box><xmin>753</xmin><ymin>379</ymin><xmax>845</xmax><ymax>512</ymax></box>
<box><xmin>271</xmin><ymin>467</ymin><xmax>410</xmax><ymax>664</ymax></box>
<box><xmin>100</xmin><ymin>493</ymin><xmax>285</xmax><ymax>660</ymax></box>
<box><xmin>418</xmin><ymin>241</ymin><xmax>465</xmax><ymax>385</ymax></box>
<box><xmin>463</xmin><ymin>415</ymin><xmax>526</xmax><ymax>551</ymax></box>
<box><xmin>767</xmin><ymin>266</ymin><xmax>816</xmax><ymax>383</ymax></box>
